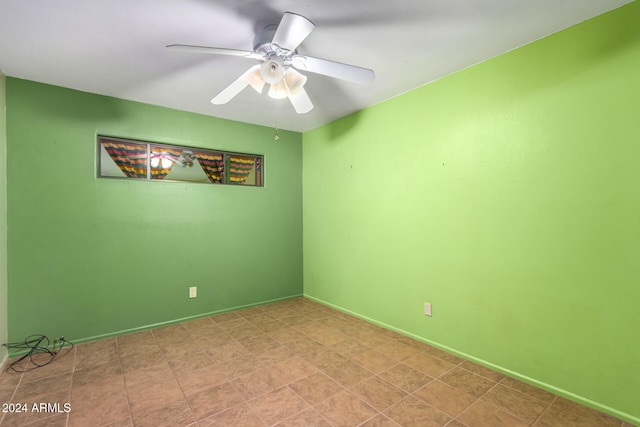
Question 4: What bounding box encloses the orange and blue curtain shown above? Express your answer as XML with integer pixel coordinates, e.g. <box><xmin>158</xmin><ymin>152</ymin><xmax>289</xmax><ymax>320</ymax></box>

<box><xmin>194</xmin><ymin>151</ymin><xmax>224</xmax><ymax>183</ymax></box>
<box><xmin>150</xmin><ymin>146</ymin><xmax>182</xmax><ymax>180</ymax></box>
<box><xmin>228</xmin><ymin>155</ymin><xmax>255</xmax><ymax>184</ymax></box>
<box><xmin>102</xmin><ymin>141</ymin><xmax>147</xmax><ymax>178</ymax></box>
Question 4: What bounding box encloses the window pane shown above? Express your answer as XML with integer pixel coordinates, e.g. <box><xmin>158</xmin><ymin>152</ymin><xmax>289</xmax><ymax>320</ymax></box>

<box><xmin>194</xmin><ymin>151</ymin><xmax>225</xmax><ymax>184</ymax></box>
<box><xmin>227</xmin><ymin>154</ymin><xmax>261</xmax><ymax>186</ymax></box>
<box><xmin>99</xmin><ymin>138</ymin><xmax>147</xmax><ymax>178</ymax></box>
<box><xmin>160</xmin><ymin>150</ymin><xmax>210</xmax><ymax>183</ymax></box>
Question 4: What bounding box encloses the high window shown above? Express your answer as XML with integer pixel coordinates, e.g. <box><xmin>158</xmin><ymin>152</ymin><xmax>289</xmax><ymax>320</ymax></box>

<box><xmin>97</xmin><ymin>136</ymin><xmax>263</xmax><ymax>187</ymax></box>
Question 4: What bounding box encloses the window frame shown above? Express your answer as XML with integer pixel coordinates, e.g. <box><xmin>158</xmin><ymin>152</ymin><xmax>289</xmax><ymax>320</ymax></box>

<box><xmin>97</xmin><ymin>135</ymin><xmax>264</xmax><ymax>187</ymax></box>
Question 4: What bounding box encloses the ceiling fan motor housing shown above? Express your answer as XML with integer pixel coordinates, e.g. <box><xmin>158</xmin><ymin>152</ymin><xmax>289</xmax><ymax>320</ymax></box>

<box><xmin>253</xmin><ymin>24</ymin><xmax>295</xmax><ymax>58</ymax></box>
<box><xmin>253</xmin><ymin>25</ymin><xmax>277</xmax><ymax>51</ymax></box>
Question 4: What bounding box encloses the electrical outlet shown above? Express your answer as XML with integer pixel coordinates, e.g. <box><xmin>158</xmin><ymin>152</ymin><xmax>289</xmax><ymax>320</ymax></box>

<box><xmin>424</xmin><ymin>302</ymin><xmax>432</xmax><ymax>317</ymax></box>
<box><xmin>189</xmin><ymin>286</ymin><xmax>197</xmax><ymax>298</ymax></box>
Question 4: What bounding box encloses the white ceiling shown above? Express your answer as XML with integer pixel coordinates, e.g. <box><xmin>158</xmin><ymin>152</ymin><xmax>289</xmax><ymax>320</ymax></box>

<box><xmin>0</xmin><ymin>0</ymin><xmax>632</xmax><ymax>132</ymax></box>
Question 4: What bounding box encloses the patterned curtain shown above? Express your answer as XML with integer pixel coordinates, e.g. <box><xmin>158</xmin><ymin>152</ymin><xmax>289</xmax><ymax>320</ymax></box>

<box><xmin>102</xmin><ymin>141</ymin><xmax>147</xmax><ymax>178</ymax></box>
<box><xmin>150</xmin><ymin>147</ymin><xmax>182</xmax><ymax>180</ymax></box>
<box><xmin>194</xmin><ymin>151</ymin><xmax>224</xmax><ymax>183</ymax></box>
<box><xmin>228</xmin><ymin>155</ymin><xmax>255</xmax><ymax>185</ymax></box>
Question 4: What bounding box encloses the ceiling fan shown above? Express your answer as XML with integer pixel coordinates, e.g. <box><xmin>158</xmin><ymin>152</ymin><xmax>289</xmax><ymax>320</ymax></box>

<box><xmin>167</xmin><ymin>12</ymin><xmax>375</xmax><ymax>114</ymax></box>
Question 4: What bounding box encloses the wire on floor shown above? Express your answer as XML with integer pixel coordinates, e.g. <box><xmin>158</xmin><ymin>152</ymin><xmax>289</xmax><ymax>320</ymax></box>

<box><xmin>2</xmin><ymin>334</ymin><xmax>74</xmax><ymax>373</ymax></box>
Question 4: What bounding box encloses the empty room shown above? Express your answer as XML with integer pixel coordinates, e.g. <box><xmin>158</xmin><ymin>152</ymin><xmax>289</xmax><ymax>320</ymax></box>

<box><xmin>0</xmin><ymin>0</ymin><xmax>638</xmax><ymax>426</ymax></box>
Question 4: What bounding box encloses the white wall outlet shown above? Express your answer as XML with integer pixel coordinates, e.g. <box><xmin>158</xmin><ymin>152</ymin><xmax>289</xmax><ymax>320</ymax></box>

<box><xmin>189</xmin><ymin>286</ymin><xmax>197</xmax><ymax>299</ymax></box>
<box><xmin>424</xmin><ymin>302</ymin><xmax>432</xmax><ymax>317</ymax></box>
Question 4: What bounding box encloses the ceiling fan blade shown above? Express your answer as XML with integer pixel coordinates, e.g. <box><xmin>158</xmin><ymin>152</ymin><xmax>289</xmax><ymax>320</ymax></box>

<box><xmin>272</xmin><ymin>12</ymin><xmax>316</xmax><ymax>52</ymax></box>
<box><xmin>288</xmin><ymin>87</ymin><xmax>313</xmax><ymax>114</ymax></box>
<box><xmin>167</xmin><ymin>44</ymin><xmax>263</xmax><ymax>60</ymax></box>
<box><xmin>291</xmin><ymin>55</ymin><xmax>375</xmax><ymax>84</ymax></box>
<box><xmin>211</xmin><ymin>68</ymin><xmax>256</xmax><ymax>105</ymax></box>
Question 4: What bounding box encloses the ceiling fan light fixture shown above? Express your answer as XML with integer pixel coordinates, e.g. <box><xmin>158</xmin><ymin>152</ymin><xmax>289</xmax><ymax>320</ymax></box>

<box><xmin>170</xmin><ymin>12</ymin><xmax>374</xmax><ymax>115</ymax></box>
<box><xmin>268</xmin><ymin>79</ymin><xmax>288</xmax><ymax>99</ymax></box>
<box><xmin>245</xmin><ymin>65</ymin><xmax>265</xmax><ymax>93</ymax></box>
<box><xmin>260</xmin><ymin>58</ymin><xmax>284</xmax><ymax>85</ymax></box>
<box><xmin>284</xmin><ymin>68</ymin><xmax>307</xmax><ymax>95</ymax></box>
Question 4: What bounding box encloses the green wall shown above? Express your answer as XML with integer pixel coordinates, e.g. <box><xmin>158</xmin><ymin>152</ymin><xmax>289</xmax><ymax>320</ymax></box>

<box><xmin>6</xmin><ymin>79</ymin><xmax>302</xmax><ymax>344</ymax></box>
<box><xmin>0</xmin><ymin>70</ymin><xmax>7</xmax><ymax>364</ymax></box>
<box><xmin>303</xmin><ymin>2</ymin><xmax>639</xmax><ymax>424</ymax></box>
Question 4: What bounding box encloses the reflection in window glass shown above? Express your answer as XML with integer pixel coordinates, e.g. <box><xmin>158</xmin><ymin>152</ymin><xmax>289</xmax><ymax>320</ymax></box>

<box><xmin>193</xmin><ymin>151</ymin><xmax>225</xmax><ymax>184</ymax></box>
<box><xmin>228</xmin><ymin>155</ymin><xmax>258</xmax><ymax>186</ymax></box>
<box><xmin>162</xmin><ymin>151</ymin><xmax>210</xmax><ymax>183</ymax></box>
<box><xmin>101</xmin><ymin>140</ymin><xmax>147</xmax><ymax>178</ymax></box>
<box><xmin>150</xmin><ymin>146</ymin><xmax>182</xmax><ymax>180</ymax></box>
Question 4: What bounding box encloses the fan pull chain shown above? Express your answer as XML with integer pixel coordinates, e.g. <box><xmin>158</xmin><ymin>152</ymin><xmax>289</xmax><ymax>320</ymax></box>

<box><xmin>274</xmin><ymin>99</ymin><xmax>280</xmax><ymax>141</ymax></box>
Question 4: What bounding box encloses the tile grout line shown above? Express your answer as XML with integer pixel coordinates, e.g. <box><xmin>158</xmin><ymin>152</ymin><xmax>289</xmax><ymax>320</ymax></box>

<box><xmin>497</xmin><ymin>375</ymin><xmax>559</xmax><ymax>427</ymax></box>
<box><xmin>230</xmin><ymin>309</ymin><xmax>325</xmax><ymax>426</ymax></box>
<box><xmin>64</xmin><ymin>346</ymin><xmax>77</xmax><ymax>427</ymax></box>
<box><xmin>178</xmin><ymin>323</ymin><xmax>215</xmax><ymax>424</ymax></box>
<box><xmin>531</xmin><ymin>395</ymin><xmax>558</xmax><ymax>426</ymax></box>
<box><xmin>241</xmin><ymin>305</ymin><xmax>366</xmax><ymax>426</ymax></box>
<box><xmin>112</xmin><ymin>335</ymin><xmax>134</xmax><ymax>427</ymax></box>
<box><xmin>189</xmin><ymin>312</ymin><xmax>274</xmax><ymax>424</ymax></box>
<box><xmin>452</xmin><ymin>369</ymin><xmax>542</xmax><ymax>427</ymax></box>
<box><xmin>342</xmin><ymin>334</ymin><xmax>457</xmax><ymax>426</ymax></box>
<box><xmin>292</xmin><ymin>311</ymin><xmax>444</xmax><ymax>426</ymax></box>
<box><xmin>0</xmin><ymin>369</ymin><xmax>23</xmax><ymax>426</ymax></box>
<box><xmin>152</xmin><ymin>325</ymin><xmax>201</xmax><ymax>425</ymax></box>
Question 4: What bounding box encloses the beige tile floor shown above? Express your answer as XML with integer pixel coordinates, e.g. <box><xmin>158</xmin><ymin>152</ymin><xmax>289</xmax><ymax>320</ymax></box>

<box><xmin>0</xmin><ymin>297</ymin><xmax>635</xmax><ymax>427</ymax></box>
